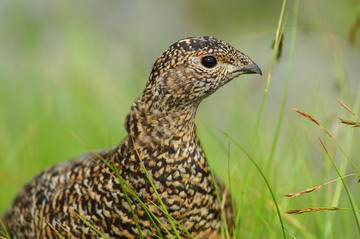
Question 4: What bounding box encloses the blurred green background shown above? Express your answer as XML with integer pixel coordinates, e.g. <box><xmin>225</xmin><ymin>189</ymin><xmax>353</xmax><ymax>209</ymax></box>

<box><xmin>1</xmin><ymin>0</ymin><xmax>360</xmax><ymax>238</ymax></box>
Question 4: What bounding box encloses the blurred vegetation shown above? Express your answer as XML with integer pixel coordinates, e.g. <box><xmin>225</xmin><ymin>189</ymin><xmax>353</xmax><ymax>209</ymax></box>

<box><xmin>1</xmin><ymin>0</ymin><xmax>360</xmax><ymax>238</ymax></box>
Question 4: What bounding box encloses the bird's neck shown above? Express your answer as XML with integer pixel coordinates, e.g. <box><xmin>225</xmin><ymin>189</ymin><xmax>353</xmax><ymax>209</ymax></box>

<box><xmin>116</xmin><ymin>93</ymin><xmax>214</xmax><ymax>212</ymax></box>
<box><xmin>125</xmin><ymin>95</ymin><xmax>198</xmax><ymax>147</ymax></box>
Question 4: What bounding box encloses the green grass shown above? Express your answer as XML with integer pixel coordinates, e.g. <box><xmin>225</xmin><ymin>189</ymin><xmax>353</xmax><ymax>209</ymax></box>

<box><xmin>1</xmin><ymin>0</ymin><xmax>360</xmax><ymax>238</ymax></box>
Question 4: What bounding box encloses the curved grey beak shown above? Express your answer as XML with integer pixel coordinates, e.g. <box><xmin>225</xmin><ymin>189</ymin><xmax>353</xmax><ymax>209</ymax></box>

<box><xmin>233</xmin><ymin>62</ymin><xmax>262</xmax><ymax>76</ymax></box>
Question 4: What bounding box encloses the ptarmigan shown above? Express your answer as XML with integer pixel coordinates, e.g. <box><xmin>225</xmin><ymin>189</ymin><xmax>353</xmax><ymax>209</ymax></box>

<box><xmin>2</xmin><ymin>36</ymin><xmax>262</xmax><ymax>238</ymax></box>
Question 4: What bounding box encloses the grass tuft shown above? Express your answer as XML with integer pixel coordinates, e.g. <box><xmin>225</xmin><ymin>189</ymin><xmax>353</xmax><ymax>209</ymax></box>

<box><xmin>0</xmin><ymin>219</ymin><xmax>10</xmax><ymax>239</ymax></box>
<box><xmin>222</xmin><ymin>131</ymin><xmax>287</xmax><ymax>239</ymax></box>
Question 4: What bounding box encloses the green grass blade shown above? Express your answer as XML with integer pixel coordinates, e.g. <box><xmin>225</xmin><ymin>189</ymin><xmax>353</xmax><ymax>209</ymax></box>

<box><xmin>0</xmin><ymin>219</ymin><xmax>11</xmax><ymax>239</ymax></box>
<box><xmin>250</xmin><ymin>0</ymin><xmax>288</xmax><ymax>150</ymax></box>
<box><xmin>209</xmin><ymin>167</ymin><xmax>230</xmax><ymax>239</ymax></box>
<box><xmin>131</xmin><ymin>136</ymin><xmax>180</xmax><ymax>239</ymax></box>
<box><xmin>148</xmin><ymin>200</ymin><xmax>195</xmax><ymax>239</ymax></box>
<box><xmin>318</xmin><ymin>138</ymin><xmax>360</xmax><ymax>236</ymax></box>
<box><xmin>84</xmin><ymin>147</ymin><xmax>145</xmax><ymax>238</ymax></box>
<box><xmin>110</xmin><ymin>164</ymin><xmax>145</xmax><ymax>238</ymax></box>
<box><xmin>74</xmin><ymin>211</ymin><xmax>109</xmax><ymax>239</ymax></box>
<box><xmin>223</xmin><ymin>132</ymin><xmax>287</xmax><ymax>239</ymax></box>
<box><xmin>110</xmin><ymin>164</ymin><xmax>164</xmax><ymax>238</ymax></box>
<box><xmin>267</xmin><ymin>0</ymin><xmax>299</xmax><ymax>165</ymax></box>
<box><xmin>227</xmin><ymin>143</ymin><xmax>235</xmax><ymax>234</ymax></box>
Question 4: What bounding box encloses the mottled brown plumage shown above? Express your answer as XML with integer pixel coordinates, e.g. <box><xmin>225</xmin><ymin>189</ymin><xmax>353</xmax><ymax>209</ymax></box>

<box><xmin>1</xmin><ymin>36</ymin><xmax>261</xmax><ymax>238</ymax></box>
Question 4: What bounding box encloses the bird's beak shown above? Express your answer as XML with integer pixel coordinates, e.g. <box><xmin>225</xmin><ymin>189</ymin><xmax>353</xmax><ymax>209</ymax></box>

<box><xmin>232</xmin><ymin>62</ymin><xmax>262</xmax><ymax>76</ymax></box>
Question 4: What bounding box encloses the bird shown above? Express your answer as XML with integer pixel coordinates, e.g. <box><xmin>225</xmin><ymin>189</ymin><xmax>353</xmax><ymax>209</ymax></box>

<box><xmin>1</xmin><ymin>36</ymin><xmax>262</xmax><ymax>238</ymax></box>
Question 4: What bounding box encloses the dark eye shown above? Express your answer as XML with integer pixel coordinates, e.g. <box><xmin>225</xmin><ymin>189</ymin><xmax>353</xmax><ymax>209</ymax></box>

<box><xmin>201</xmin><ymin>55</ymin><xmax>217</xmax><ymax>68</ymax></box>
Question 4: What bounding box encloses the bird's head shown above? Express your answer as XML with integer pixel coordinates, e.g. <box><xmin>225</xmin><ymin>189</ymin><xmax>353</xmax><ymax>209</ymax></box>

<box><xmin>143</xmin><ymin>36</ymin><xmax>262</xmax><ymax>109</ymax></box>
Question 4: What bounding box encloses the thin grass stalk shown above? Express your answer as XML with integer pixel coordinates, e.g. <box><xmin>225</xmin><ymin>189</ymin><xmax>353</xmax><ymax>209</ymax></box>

<box><xmin>232</xmin><ymin>178</ymin><xmax>277</xmax><ymax>238</ymax></box>
<box><xmin>44</xmin><ymin>219</ymin><xmax>65</xmax><ymax>239</ymax></box>
<box><xmin>292</xmin><ymin>109</ymin><xmax>360</xmax><ymax>174</ymax></box>
<box><xmin>54</xmin><ymin>221</ymin><xmax>77</xmax><ymax>239</ymax></box>
<box><xmin>103</xmin><ymin>156</ymin><xmax>170</xmax><ymax>238</ymax></box>
<box><xmin>111</xmin><ymin>166</ymin><xmax>147</xmax><ymax>238</ymax></box>
<box><xmin>318</xmin><ymin>138</ymin><xmax>360</xmax><ymax>236</ymax></box>
<box><xmin>292</xmin><ymin>108</ymin><xmax>360</xmax><ymax>236</ymax></box>
<box><xmin>223</xmin><ymin>132</ymin><xmax>287</xmax><ymax>239</ymax></box>
<box><xmin>136</xmin><ymin>201</ymin><xmax>174</xmax><ymax>238</ymax></box>
<box><xmin>75</xmin><ymin>136</ymin><xmax>167</xmax><ymax>238</ymax></box>
<box><xmin>333</xmin><ymin>93</ymin><xmax>360</xmax><ymax>210</ymax></box>
<box><xmin>250</xmin><ymin>0</ymin><xmax>288</xmax><ymax>149</ymax></box>
<box><xmin>131</xmin><ymin>136</ymin><xmax>180</xmax><ymax>239</ymax></box>
<box><xmin>227</xmin><ymin>142</ymin><xmax>235</xmax><ymax>232</ymax></box>
<box><xmin>73</xmin><ymin>135</ymin><xmax>146</xmax><ymax>237</ymax></box>
<box><xmin>248</xmin><ymin>1</ymin><xmax>288</xmax><ymax>236</ymax></box>
<box><xmin>148</xmin><ymin>201</ymin><xmax>195</xmax><ymax>239</ymax></box>
<box><xmin>337</xmin><ymin>98</ymin><xmax>360</xmax><ymax>119</ymax></box>
<box><xmin>233</xmin><ymin>190</ymin><xmax>243</xmax><ymax>238</ymax></box>
<box><xmin>326</xmin><ymin>130</ymin><xmax>359</xmax><ymax>174</ymax></box>
<box><xmin>327</xmin><ymin>87</ymin><xmax>360</xmax><ymax>237</ymax></box>
<box><xmin>73</xmin><ymin>212</ymin><xmax>109</xmax><ymax>239</ymax></box>
<box><xmin>262</xmin><ymin>2</ymin><xmax>298</xmax><ymax>235</ymax></box>
<box><xmin>121</xmin><ymin>182</ymin><xmax>165</xmax><ymax>238</ymax></box>
<box><xmin>108</xmin><ymin>165</ymin><xmax>165</xmax><ymax>237</ymax></box>
<box><xmin>208</xmin><ymin>167</ymin><xmax>230</xmax><ymax>239</ymax></box>
<box><xmin>99</xmin><ymin>155</ymin><xmax>172</xmax><ymax>238</ymax></box>
<box><xmin>92</xmin><ymin>151</ymin><xmax>145</xmax><ymax>238</ymax></box>
<box><xmin>101</xmin><ymin>154</ymin><xmax>163</xmax><ymax>237</ymax></box>
<box><xmin>196</xmin><ymin>125</ymin><xmax>238</xmax><ymax>236</ymax></box>
<box><xmin>283</xmin><ymin>173</ymin><xmax>358</xmax><ymax>198</ymax></box>
<box><xmin>267</xmin><ymin>0</ymin><xmax>298</xmax><ymax>165</ymax></box>
<box><xmin>0</xmin><ymin>219</ymin><xmax>10</xmax><ymax>239</ymax></box>
<box><xmin>98</xmin><ymin>155</ymin><xmax>163</xmax><ymax>238</ymax></box>
<box><xmin>116</xmin><ymin>177</ymin><xmax>164</xmax><ymax>238</ymax></box>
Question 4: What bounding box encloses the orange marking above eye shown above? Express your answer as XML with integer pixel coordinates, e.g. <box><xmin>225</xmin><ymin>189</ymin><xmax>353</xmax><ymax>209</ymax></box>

<box><xmin>195</xmin><ymin>53</ymin><xmax>207</xmax><ymax>58</ymax></box>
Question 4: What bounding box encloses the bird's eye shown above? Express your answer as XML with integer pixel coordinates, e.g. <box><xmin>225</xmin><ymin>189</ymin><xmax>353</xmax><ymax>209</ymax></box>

<box><xmin>201</xmin><ymin>55</ymin><xmax>217</xmax><ymax>68</ymax></box>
